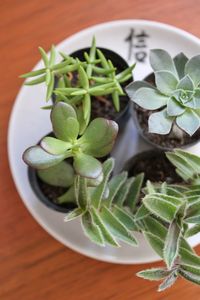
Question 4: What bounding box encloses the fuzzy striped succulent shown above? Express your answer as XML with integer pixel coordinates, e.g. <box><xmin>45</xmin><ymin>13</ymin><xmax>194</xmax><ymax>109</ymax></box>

<box><xmin>126</xmin><ymin>49</ymin><xmax>200</xmax><ymax>136</ymax></box>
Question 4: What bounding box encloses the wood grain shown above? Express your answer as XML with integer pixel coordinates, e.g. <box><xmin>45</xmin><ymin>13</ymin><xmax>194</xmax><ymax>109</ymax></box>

<box><xmin>1</xmin><ymin>0</ymin><xmax>200</xmax><ymax>299</ymax></box>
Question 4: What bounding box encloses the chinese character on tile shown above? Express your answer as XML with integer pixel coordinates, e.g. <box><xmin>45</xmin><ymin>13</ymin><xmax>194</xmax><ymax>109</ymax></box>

<box><xmin>125</xmin><ymin>28</ymin><xmax>149</xmax><ymax>63</ymax></box>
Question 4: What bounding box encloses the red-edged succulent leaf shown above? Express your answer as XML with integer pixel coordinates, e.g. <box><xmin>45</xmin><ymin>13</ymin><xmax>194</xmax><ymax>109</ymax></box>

<box><xmin>79</xmin><ymin>118</ymin><xmax>118</xmax><ymax>157</ymax></box>
<box><xmin>51</xmin><ymin>102</ymin><xmax>77</xmax><ymax>141</ymax></box>
<box><xmin>73</xmin><ymin>153</ymin><xmax>102</xmax><ymax>179</ymax></box>
<box><xmin>22</xmin><ymin>146</ymin><xmax>66</xmax><ymax>169</ymax></box>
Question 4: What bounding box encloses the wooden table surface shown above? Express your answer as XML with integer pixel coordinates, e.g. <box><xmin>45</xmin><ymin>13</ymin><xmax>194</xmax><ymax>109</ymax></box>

<box><xmin>1</xmin><ymin>0</ymin><xmax>200</xmax><ymax>299</ymax></box>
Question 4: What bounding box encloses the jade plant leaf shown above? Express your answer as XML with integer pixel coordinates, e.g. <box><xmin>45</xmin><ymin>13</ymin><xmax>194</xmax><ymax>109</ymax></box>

<box><xmin>80</xmin><ymin>118</ymin><xmax>118</xmax><ymax>157</ymax></box>
<box><xmin>40</xmin><ymin>137</ymin><xmax>71</xmax><ymax>155</ymax></box>
<box><xmin>23</xmin><ymin>146</ymin><xmax>67</xmax><ymax>169</ymax></box>
<box><xmin>37</xmin><ymin>160</ymin><xmax>74</xmax><ymax>187</ymax></box>
<box><xmin>73</xmin><ymin>153</ymin><xmax>102</xmax><ymax>179</ymax></box>
<box><xmin>51</xmin><ymin>102</ymin><xmax>77</xmax><ymax>141</ymax></box>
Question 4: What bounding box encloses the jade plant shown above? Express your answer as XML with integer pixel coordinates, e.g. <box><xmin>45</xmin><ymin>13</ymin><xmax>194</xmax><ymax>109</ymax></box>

<box><xmin>126</xmin><ymin>49</ymin><xmax>200</xmax><ymax>136</ymax></box>
<box><xmin>23</xmin><ymin>101</ymin><xmax>118</xmax><ymax>179</ymax></box>
<box><xmin>21</xmin><ymin>38</ymin><xmax>135</xmax><ymax>131</ymax></box>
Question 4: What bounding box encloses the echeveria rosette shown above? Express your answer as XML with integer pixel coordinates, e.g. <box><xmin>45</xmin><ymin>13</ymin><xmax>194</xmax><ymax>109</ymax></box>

<box><xmin>23</xmin><ymin>102</ymin><xmax>118</xmax><ymax>179</ymax></box>
<box><xmin>126</xmin><ymin>49</ymin><xmax>200</xmax><ymax>136</ymax></box>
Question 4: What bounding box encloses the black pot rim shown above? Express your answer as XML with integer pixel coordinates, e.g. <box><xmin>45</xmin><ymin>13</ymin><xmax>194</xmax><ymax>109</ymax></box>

<box><xmin>131</xmin><ymin>73</ymin><xmax>200</xmax><ymax>151</ymax></box>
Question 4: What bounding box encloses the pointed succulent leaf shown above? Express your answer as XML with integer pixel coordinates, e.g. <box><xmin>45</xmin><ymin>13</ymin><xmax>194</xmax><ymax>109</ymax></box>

<box><xmin>178</xmin><ymin>268</ymin><xmax>200</xmax><ymax>285</ymax></box>
<box><xmin>81</xmin><ymin>211</ymin><xmax>105</xmax><ymax>246</ymax></box>
<box><xmin>173</xmin><ymin>52</ymin><xmax>188</xmax><ymax>79</ymax></box>
<box><xmin>80</xmin><ymin>118</ymin><xmax>118</xmax><ymax>157</ymax></box>
<box><xmin>40</xmin><ymin>137</ymin><xmax>71</xmax><ymax>155</ymax></box>
<box><xmin>166</xmin><ymin>151</ymin><xmax>196</xmax><ymax>181</ymax></box>
<box><xmin>112</xmin><ymin>90</ymin><xmax>120</xmax><ymax>112</ymax></box>
<box><xmin>137</xmin><ymin>268</ymin><xmax>171</xmax><ymax>281</ymax></box>
<box><xmin>90</xmin><ymin>207</ymin><xmax>119</xmax><ymax>247</ymax></box>
<box><xmin>23</xmin><ymin>146</ymin><xmax>66</xmax><ymax>169</ymax></box>
<box><xmin>74</xmin><ymin>153</ymin><xmax>102</xmax><ymax>179</ymax></box>
<box><xmin>164</xmin><ymin>219</ymin><xmax>182</xmax><ymax>269</ymax></box>
<box><xmin>143</xmin><ymin>232</ymin><xmax>164</xmax><ymax>258</ymax></box>
<box><xmin>49</xmin><ymin>45</ymin><xmax>56</xmax><ymax>66</ymax></box>
<box><xmin>64</xmin><ymin>207</ymin><xmax>83</xmax><ymax>221</ymax></box>
<box><xmin>180</xmin><ymin>264</ymin><xmax>200</xmax><ymax>276</ymax></box>
<box><xmin>155</xmin><ymin>71</ymin><xmax>178</xmax><ymax>95</ymax></box>
<box><xmin>135</xmin><ymin>203</ymin><xmax>149</xmax><ymax>221</ymax></box>
<box><xmin>149</xmin><ymin>108</ymin><xmax>173</xmax><ymax>134</ymax></box>
<box><xmin>143</xmin><ymin>193</ymin><xmax>182</xmax><ymax>223</ymax></box>
<box><xmin>20</xmin><ymin>68</ymin><xmax>46</xmax><ymax>78</ymax></box>
<box><xmin>125</xmin><ymin>173</ymin><xmax>144</xmax><ymax>211</ymax></box>
<box><xmin>185</xmin><ymin>55</ymin><xmax>200</xmax><ymax>87</ymax></box>
<box><xmin>187</xmin><ymin>199</ymin><xmax>200</xmax><ymax>219</ymax></box>
<box><xmin>158</xmin><ymin>271</ymin><xmax>178</xmax><ymax>292</ymax></box>
<box><xmin>38</xmin><ymin>47</ymin><xmax>49</xmax><ymax>67</ymax></box>
<box><xmin>75</xmin><ymin>176</ymin><xmax>88</xmax><ymax>209</ymax></box>
<box><xmin>167</xmin><ymin>97</ymin><xmax>185</xmax><ymax>116</ymax></box>
<box><xmin>100</xmin><ymin>205</ymin><xmax>138</xmax><ymax>246</ymax></box>
<box><xmin>78</xmin><ymin>66</ymin><xmax>89</xmax><ymax>89</ymax></box>
<box><xmin>37</xmin><ymin>161</ymin><xmax>74</xmax><ymax>187</ymax></box>
<box><xmin>113</xmin><ymin>177</ymin><xmax>135</xmax><ymax>207</ymax></box>
<box><xmin>83</xmin><ymin>93</ymin><xmax>91</xmax><ymax>122</ymax></box>
<box><xmin>134</xmin><ymin>87</ymin><xmax>168</xmax><ymax>110</ymax></box>
<box><xmin>46</xmin><ymin>72</ymin><xmax>55</xmax><ymax>101</ymax></box>
<box><xmin>97</xmin><ymin>49</ymin><xmax>109</xmax><ymax>69</ymax></box>
<box><xmin>91</xmin><ymin>158</ymin><xmax>114</xmax><ymax>209</ymax></box>
<box><xmin>176</xmin><ymin>109</ymin><xmax>200</xmax><ymax>136</ymax></box>
<box><xmin>24</xmin><ymin>75</ymin><xmax>46</xmax><ymax>85</ymax></box>
<box><xmin>107</xmin><ymin>172</ymin><xmax>128</xmax><ymax>207</ymax></box>
<box><xmin>112</xmin><ymin>205</ymin><xmax>137</xmax><ymax>231</ymax></box>
<box><xmin>125</xmin><ymin>80</ymin><xmax>154</xmax><ymax>100</ymax></box>
<box><xmin>51</xmin><ymin>102</ymin><xmax>77</xmax><ymax>141</ymax></box>
<box><xmin>185</xmin><ymin>224</ymin><xmax>200</xmax><ymax>238</ymax></box>
<box><xmin>176</xmin><ymin>75</ymin><xmax>194</xmax><ymax>91</ymax></box>
<box><xmin>180</xmin><ymin>247</ymin><xmax>200</xmax><ymax>266</ymax></box>
<box><xmin>150</xmin><ymin>49</ymin><xmax>177</xmax><ymax>76</ymax></box>
<box><xmin>57</xmin><ymin>186</ymin><xmax>75</xmax><ymax>204</ymax></box>
<box><xmin>143</xmin><ymin>216</ymin><xmax>167</xmax><ymax>240</ymax></box>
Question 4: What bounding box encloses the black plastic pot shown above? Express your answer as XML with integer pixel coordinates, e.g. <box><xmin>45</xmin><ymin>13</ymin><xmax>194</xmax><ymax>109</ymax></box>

<box><xmin>52</xmin><ymin>47</ymin><xmax>132</xmax><ymax>131</ymax></box>
<box><xmin>28</xmin><ymin>166</ymin><xmax>76</xmax><ymax>213</ymax></box>
<box><xmin>132</xmin><ymin>73</ymin><xmax>200</xmax><ymax>151</ymax></box>
<box><xmin>27</xmin><ymin>132</ymin><xmax>76</xmax><ymax>213</ymax></box>
<box><xmin>124</xmin><ymin>149</ymin><xmax>182</xmax><ymax>184</ymax></box>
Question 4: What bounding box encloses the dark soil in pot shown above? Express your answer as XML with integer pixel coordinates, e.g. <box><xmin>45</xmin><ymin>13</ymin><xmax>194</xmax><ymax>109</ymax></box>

<box><xmin>53</xmin><ymin>47</ymin><xmax>133</xmax><ymax>130</ymax></box>
<box><xmin>133</xmin><ymin>73</ymin><xmax>200</xmax><ymax>150</ymax></box>
<box><xmin>125</xmin><ymin>149</ymin><xmax>182</xmax><ymax>184</ymax></box>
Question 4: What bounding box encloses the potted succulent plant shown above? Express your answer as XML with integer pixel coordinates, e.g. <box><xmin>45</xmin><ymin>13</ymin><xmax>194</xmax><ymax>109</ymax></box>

<box><xmin>21</xmin><ymin>40</ymin><xmax>200</xmax><ymax>292</ymax></box>
<box><xmin>21</xmin><ymin>38</ymin><xmax>135</xmax><ymax>133</ymax></box>
<box><xmin>126</xmin><ymin>49</ymin><xmax>200</xmax><ymax>150</ymax></box>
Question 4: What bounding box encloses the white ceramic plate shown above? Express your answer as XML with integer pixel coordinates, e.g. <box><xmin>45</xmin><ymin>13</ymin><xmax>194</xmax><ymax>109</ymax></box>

<box><xmin>8</xmin><ymin>20</ymin><xmax>200</xmax><ymax>264</ymax></box>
